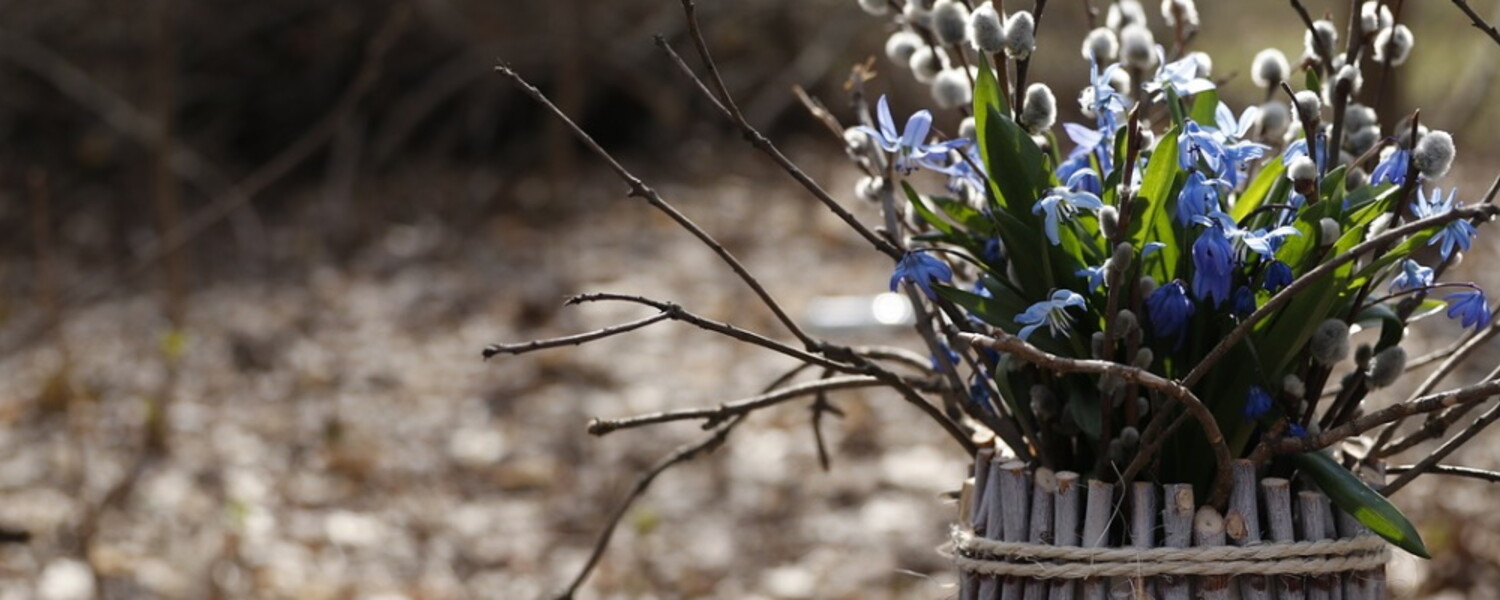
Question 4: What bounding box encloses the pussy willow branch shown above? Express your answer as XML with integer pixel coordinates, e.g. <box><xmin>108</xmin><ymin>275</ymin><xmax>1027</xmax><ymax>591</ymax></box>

<box><xmin>1451</xmin><ymin>0</ymin><xmax>1500</xmax><ymax>47</ymax></box>
<box><xmin>1011</xmin><ymin>0</ymin><xmax>1049</xmax><ymax>120</ymax></box>
<box><xmin>1386</xmin><ymin>464</ymin><xmax>1500</xmax><ymax>484</ymax></box>
<box><xmin>1383</xmin><ymin>394</ymin><xmax>1500</xmax><ymax>495</ymax></box>
<box><xmin>495</xmin><ymin>65</ymin><xmax>820</xmax><ymax>352</ymax></box>
<box><xmin>1289</xmin><ymin>0</ymin><xmax>1332</xmax><ymax>77</ymax></box>
<box><xmin>1269</xmin><ymin>378</ymin><xmax>1500</xmax><ymax>456</ymax></box>
<box><xmin>482</xmin><ymin>312</ymin><xmax>671</xmax><ymax>359</ymax></box>
<box><xmin>956</xmin><ymin>331</ymin><xmax>1234</xmax><ymax>507</ymax></box>
<box><xmin>1370</xmin><ymin>318</ymin><xmax>1500</xmax><ymax>452</ymax></box>
<box><xmin>663</xmin><ymin>2</ymin><xmax>903</xmax><ymax>261</ymax></box>
<box><xmin>1377</xmin><ymin>362</ymin><xmax>1500</xmax><ymax>458</ymax></box>
<box><xmin>587</xmin><ymin>375</ymin><xmax>889</xmax><ymax>435</ymax></box>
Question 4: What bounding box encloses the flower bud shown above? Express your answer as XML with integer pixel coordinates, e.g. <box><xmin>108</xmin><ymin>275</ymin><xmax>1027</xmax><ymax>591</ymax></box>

<box><xmin>1031</xmin><ymin>385</ymin><xmax>1058</xmax><ymax>420</ymax></box>
<box><xmin>1100</xmin><ymin>205</ymin><xmax>1121</xmax><ymax>240</ymax></box>
<box><xmin>1310</xmin><ymin>318</ymin><xmax>1352</xmax><ymax>366</ymax></box>
<box><xmin>1138</xmin><ymin>275</ymin><xmax>1158</xmax><ymax>298</ymax></box>
<box><xmin>1119</xmin><ymin>425</ymin><xmax>1141</xmax><ymax>449</ymax></box>
<box><xmin>959</xmin><ymin>116</ymin><xmax>977</xmax><ymax>141</ymax></box>
<box><xmin>1293</xmin><ymin>90</ymin><xmax>1322</xmax><ymax>123</ymax></box>
<box><xmin>1361</xmin><ymin>2</ymin><xmax>1392</xmax><ymax>33</ymax></box>
<box><xmin>1107</xmin><ymin>439</ymin><xmax>1127</xmax><ymax>464</ymax></box>
<box><xmin>858</xmin><ymin>0</ymin><xmax>889</xmax><ymax>16</ymax></box>
<box><xmin>1161</xmin><ymin>0</ymin><xmax>1199</xmax><ymax>30</ymax></box>
<box><xmin>1132</xmin><ymin>347</ymin><xmax>1154</xmax><ymax>370</ymax></box>
<box><xmin>1137</xmin><ymin>396</ymin><xmax>1151</xmax><ymax>417</ymax></box>
<box><xmin>1106</xmin><ymin>0</ymin><xmax>1147</xmax><ymax>31</ymax></box>
<box><xmin>932</xmin><ymin>69</ymin><xmax>972</xmax><ymax>109</ymax></box>
<box><xmin>1305</xmin><ymin>19</ymin><xmax>1338</xmax><ymax>58</ymax></box>
<box><xmin>1091</xmin><ymin>331</ymin><xmax>1107</xmax><ymax>358</ymax></box>
<box><xmin>1187</xmin><ymin>51</ymin><xmax>1212</xmax><ymax>78</ymax></box>
<box><xmin>1283</xmin><ymin>373</ymin><xmax>1306</xmax><ymax>399</ymax></box>
<box><xmin>1413</xmin><ymin>130</ymin><xmax>1455</xmax><ymax>180</ymax></box>
<box><xmin>1335</xmin><ymin>63</ymin><xmax>1363</xmax><ymax>95</ymax></box>
<box><xmin>1110</xmin><ymin>241</ymin><xmax>1135</xmax><ymax>275</ymax></box>
<box><xmin>968</xmin><ymin>2</ymin><xmax>1005</xmax><ymax>53</ymax></box>
<box><xmin>855</xmin><ymin>175</ymin><xmax>884</xmax><ymax>202</ymax></box>
<box><xmin>1082</xmin><ymin>27</ymin><xmax>1119</xmax><ymax>63</ymax></box>
<box><xmin>1258</xmin><ymin>101</ymin><xmax>1291</xmax><ymax>140</ymax></box>
<box><xmin>1344</xmin><ymin>104</ymin><xmax>1377</xmax><ymax>131</ymax></box>
<box><xmin>904</xmin><ymin>2</ymin><xmax>934</xmax><ymax>29</ymax></box>
<box><xmin>1367</xmin><ymin>212</ymin><xmax>1393</xmax><ymax>240</ymax></box>
<box><xmin>1287</xmin><ymin>155</ymin><xmax>1318</xmax><ymax>183</ymax></box>
<box><xmin>886</xmin><ymin>30</ymin><xmax>923</xmax><ymax>65</ymax></box>
<box><xmin>1319</xmin><ymin>218</ymin><xmax>1340</xmax><ymax>247</ymax></box>
<box><xmin>1373</xmin><ymin>24</ymin><xmax>1414</xmax><ymax>66</ymax></box>
<box><xmin>1251</xmin><ymin>49</ymin><xmax>1290</xmax><ymax>89</ymax></box>
<box><xmin>1114</xmin><ymin>308</ymin><xmax>1140</xmax><ymax>339</ymax></box>
<box><xmin>931</xmin><ymin>0</ymin><xmax>969</xmax><ymax>45</ymax></box>
<box><xmin>1120</xmin><ymin>24</ymin><xmax>1156</xmax><ymax>69</ymax></box>
<box><xmin>1355</xmin><ymin>343</ymin><xmax>1374</xmax><ymax>370</ymax></box>
<box><xmin>844</xmin><ymin>126</ymin><xmax>873</xmax><ymax>155</ymax></box>
<box><xmin>1019</xmin><ymin>83</ymin><xmax>1057</xmax><ymax>133</ymax></box>
<box><xmin>1004</xmin><ymin>11</ymin><xmax>1036</xmax><ymax>59</ymax></box>
<box><xmin>1346</xmin><ymin>166</ymin><xmax>1369</xmax><ymax>190</ymax></box>
<box><xmin>910</xmin><ymin>45</ymin><xmax>947</xmax><ymax>83</ymax></box>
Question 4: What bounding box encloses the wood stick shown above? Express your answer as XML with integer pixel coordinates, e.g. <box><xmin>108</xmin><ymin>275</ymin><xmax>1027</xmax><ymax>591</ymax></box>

<box><xmin>980</xmin><ymin>456</ymin><xmax>1008</xmax><ymax>600</ymax></box>
<box><xmin>963</xmin><ymin>448</ymin><xmax>996</xmax><ymax>600</ymax></box>
<box><xmin>1130</xmin><ymin>481</ymin><xmax>1159</xmax><ymax>597</ymax></box>
<box><xmin>1161</xmin><ymin>484</ymin><xmax>1194</xmax><ymax>600</ymax></box>
<box><xmin>1262</xmin><ymin>477</ymin><xmax>1305</xmax><ymax>600</ymax></box>
<box><xmin>1193</xmin><ymin>506</ymin><xmax>1231</xmax><ymax>600</ymax></box>
<box><xmin>1023</xmin><ymin>468</ymin><xmax>1057</xmax><ymax>600</ymax></box>
<box><xmin>1081</xmin><ymin>479</ymin><xmax>1115</xmax><ymax>600</ymax></box>
<box><xmin>1228</xmin><ymin>460</ymin><xmax>1271</xmax><ymax>600</ymax></box>
<box><xmin>1300</xmin><ymin>490</ymin><xmax>1336</xmax><ymax>600</ymax></box>
<box><xmin>1048</xmin><ymin>472</ymin><xmax>1081</xmax><ymax>600</ymax></box>
<box><xmin>999</xmin><ymin>461</ymin><xmax>1032</xmax><ymax>600</ymax></box>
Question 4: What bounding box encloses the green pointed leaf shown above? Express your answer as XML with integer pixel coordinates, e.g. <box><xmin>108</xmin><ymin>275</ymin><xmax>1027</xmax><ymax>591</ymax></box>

<box><xmin>1129</xmin><ymin>126</ymin><xmax>1183</xmax><ymax>281</ymax></box>
<box><xmin>902</xmin><ymin>182</ymin><xmax>956</xmax><ymax>236</ymax></box>
<box><xmin>1189</xmin><ymin>89</ymin><xmax>1219</xmax><ymax>125</ymax></box>
<box><xmin>1354</xmin><ymin>303</ymin><xmax>1405</xmax><ymax>351</ymax></box>
<box><xmin>1292</xmin><ymin>451</ymin><xmax>1431</xmax><ymax>559</ymax></box>
<box><xmin>1232</xmin><ymin>159</ymin><xmax>1288</xmax><ymax>221</ymax></box>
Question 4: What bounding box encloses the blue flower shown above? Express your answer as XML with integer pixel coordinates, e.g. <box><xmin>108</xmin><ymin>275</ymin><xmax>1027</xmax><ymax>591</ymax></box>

<box><xmin>1016</xmin><ymin>289</ymin><xmax>1087</xmax><ymax>340</ymax></box>
<box><xmin>1142</xmin><ymin>242</ymin><xmax>1167</xmax><ymax>258</ymax></box>
<box><xmin>1176</xmin><ymin>171</ymin><xmax>1227</xmax><ymax>226</ymax></box>
<box><xmin>1388</xmin><ymin>259</ymin><xmax>1433</xmax><ymax>293</ymax></box>
<box><xmin>1143</xmin><ymin>46</ymin><xmax>1216</xmax><ymax>100</ymax></box>
<box><xmin>982</xmin><ymin>237</ymin><xmax>1005</xmax><ymax>264</ymax></box>
<box><xmin>968</xmin><ymin>376</ymin><xmax>994</xmax><ymax>415</ymax></box>
<box><xmin>1244</xmin><ymin>385</ymin><xmax>1274</xmax><ymax>420</ymax></box>
<box><xmin>1232</xmin><ymin>286</ymin><xmax>1257</xmax><ymax>318</ymax></box>
<box><xmin>1287</xmin><ymin>423</ymin><xmax>1308</xmax><ymax>438</ymax></box>
<box><xmin>931</xmin><ymin>342</ymin><xmax>961</xmax><ymax>371</ymax></box>
<box><xmin>1077</xmin><ymin>264</ymin><xmax>1108</xmax><ymax>293</ymax></box>
<box><xmin>1370</xmin><ymin>148</ymin><xmax>1409</xmax><ymax>186</ymax></box>
<box><xmin>1411</xmin><ymin>187</ymin><xmax>1478</xmax><ymax>260</ymax></box>
<box><xmin>1192</xmin><ymin>225</ymin><xmax>1235</xmax><ymax>307</ymax></box>
<box><xmin>890</xmin><ymin>251</ymin><xmax>954</xmax><ymax>300</ymax></box>
<box><xmin>1081</xmin><ymin>60</ymin><xmax>1127</xmax><ymax>133</ymax></box>
<box><xmin>858</xmin><ymin>95</ymin><xmax>968</xmax><ymax>174</ymax></box>
<box><xmin>1179</xmin><ymin>121</ymin><xmax>1229</xmax><ymax>174</ymax></box>
<box><xmin>1264</xmin><ymin>260</ymin><xmax>1294</xmax><ymax>292</ymax></box>
<box><xmin>1067</xmin><ymin>167</ymin><xmax>1104</xmax><ymax>198</ymax></box>
<box><xmin>1034</xmin><ymin>187</ymin><xmax>1104</xmax><ymax>245</ymax></box>
<box><xmin>1146</xmin><ymin>280</ymin><xmax>1196</xmax><ymax>343</ymax></box>
<box><xmin>1445</xmin><ymin>288</ymin><xmax>1492</xmax><ymax>330</ymax></box>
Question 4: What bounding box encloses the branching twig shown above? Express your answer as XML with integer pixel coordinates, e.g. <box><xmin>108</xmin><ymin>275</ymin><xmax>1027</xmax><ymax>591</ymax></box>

<box><xmin>1386</xmin><ymin>463</ymin><xmax>1500</xmax><ymax>484</ymax></box>
<box><xmin>1370</xmin><ymin>318</ymin><xmax>1500</xmax><ymax>452</ymax></box>
<box><xmin>1383</xmin><ymin>396</ymin><xmax>1500</xmax><ymax>495</ymax></box>
<box><xmin>482</xmin><ymin>312</ymin><xmax>671</xmax><ymax>359</ymax></box>
<box><xmin>1451</xmin><ymin>0</ymin><xmax>1500</xmax><ymax>47</ymax></box>
<box><xmin>1269</xmin><ymin>378</ymin><xmax>1500</xmax><ymax>455</ymax></box>
<box><xmin>587</xmin><ymin>375</ymin><xmax>886</xmax><ymax>435</ymax></box>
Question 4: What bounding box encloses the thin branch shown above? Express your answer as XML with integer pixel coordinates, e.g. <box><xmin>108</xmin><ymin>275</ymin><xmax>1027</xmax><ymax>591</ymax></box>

<box><xmin>1451</xmin><ymin>0</ymin><xmax>1500</xmax><ymax>47</ymax></box>
<box><xmin>1378</xmin><ymin>362</ymin><xmax>1500</xmax><ymax>457</ymax></box>
<box><xmin>956</xmin><ymin>331</ymin><xmax>1234</xmax><ymax>507</ymax></box>
<box><xmin>587</xmin><ymin>375</ymin><xmax>885</xmax><ymax>435</ymax></box>
<box><xmin>659</xmin><ymin>6</ymin><xmax>902</xmax><ymax>260</ymax></box>
<box><xmin>1383</xmin><ymin>396</ymin><xmax>1500</xmax><ymax>495</ymax></box>
<box><xmin>495</xmin><ymin>65</ymin><xmax>819</xmax><ymax>351</ymax></box>
<box><xmin>481</xmin><ymin>312</ymin><xmax>671</xmax><ymax>359</ymax></box>
<box><xmin>1386</xmin><ymin>463</ymin><xmax>1500</xmax><ymax>484</ymax></box>
<box><xmin>1290</xmin><ymin>0</ymin><xmax>1333</xmax><ymax>73</ymax></box>
<box><xmin>554</xmin><ymin>415</ymin><xmax>745</xmax><ymax>600</ymax></box>
<box><xmin>1370</xmin><ymin>318</ymin><xmax>1500</xmax><ymax>452</ymax></box>
<box><xmin>1270</xmin><ymin>378</ymin><xmax>1500</xmax><ymax>455</ymax></box>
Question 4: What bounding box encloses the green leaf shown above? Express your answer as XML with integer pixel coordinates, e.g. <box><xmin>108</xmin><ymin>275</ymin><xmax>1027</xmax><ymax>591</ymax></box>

<box><xmin>1129</xmin><ymin>126</ymin><xmax>1183</xmax><ymax>281</ymax></box>
<box><xmin>935</xmin><ymin>285</ymin><xmax>1070</xmax><ymax>356</ymax></box>
<box><xmin>932</xmin><ymin>196</ymin><xmax>998</xmax><ymax>237</ymax></box>
<box><xmin>1232</xmin><ymin>159</ymin><xmax>1288</xmax><ymax>222</ymax></box>
<box><xmin>1189</xmin><ymin>89</ymin><xmax>1219</xmax><ymax>125</ymax></box>
<box><xmin>1292</xmin><ymin>452</ymin><xmax>1431</xmax><ymax>559</ymax></box>
<box><xmin>1354</xmin><ymin>303</ymin><xmax>1405</xmax><ymax>351</ymax></box>
<box><xmin>972</xmin><ymin>53</ymin><xmax>1009</xmax><ymax>122</ymax></box>
<box><xmin>902</xmin><ymin>182</ymin><xmax>956</xmax><ymax>236</ymax></box>
<box><xmin>1304</xmin><ymin>67</ymin><xmax>1322</xmax><ymax>94</ymax></box>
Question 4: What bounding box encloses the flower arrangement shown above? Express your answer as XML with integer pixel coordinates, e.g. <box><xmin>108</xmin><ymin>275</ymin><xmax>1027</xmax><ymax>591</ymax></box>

<box><xmin>493</xmin><ymin>0</ymin><xmax>1500</xmax><ymax>594</ymax></box>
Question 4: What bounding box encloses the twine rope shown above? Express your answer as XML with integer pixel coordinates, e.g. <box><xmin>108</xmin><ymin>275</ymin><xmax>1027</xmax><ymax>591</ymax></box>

<box><xmin>950</xmin><ymin>527</ymin><xmax>1390</xmax><ymax>579</ymax></box>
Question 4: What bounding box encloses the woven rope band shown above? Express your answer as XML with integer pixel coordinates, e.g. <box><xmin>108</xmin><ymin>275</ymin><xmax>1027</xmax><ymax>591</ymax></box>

<box><xmin>950</xmin><ymin>527</ymin><xmax>1390</xmax><ymax>579</ymax></box>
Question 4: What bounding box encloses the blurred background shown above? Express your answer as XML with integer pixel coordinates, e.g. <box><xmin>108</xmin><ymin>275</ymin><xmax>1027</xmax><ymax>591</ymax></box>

<box><xmin>2</xmin><ymin>0</ymin><xmax>1500</xmax><ymax>598</ymax></box>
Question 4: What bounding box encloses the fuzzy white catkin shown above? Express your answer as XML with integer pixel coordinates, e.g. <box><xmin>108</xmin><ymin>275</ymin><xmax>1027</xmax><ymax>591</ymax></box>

<box><xmin>968</xmin><ymin>2</ymin><xmax>1005</xmax><ymax>52</ymax></box>
<box><xmin>1344</xmin><ymin>104</ymin><xmax>1377</xmax><ymax>131</ymax></box>
<box><xmin>1160</xmin><ymin>0</ymin><xmax>1198</xmax><ymax>30</ymax></box>
<box><xmin>1305</xmin><ymin>19</ymin><xmax>1338</xmax><ymax>58</ymax></box>
<box><xmin>857</xmin><ymin>0</ymin><xmax>888</xmax><ymax>16</ymax></box>
<box><xmin>1346</xmin><ymin>126</ymin><xmax>1380</xmax><ymax>156</ymax></box>
<box><xmin>1335</xmin><ymin>63</ymin><xmax>1363</xmax><ymax>94</ymax></box>
<box><xmin>1346</xmin><ymin>166</ymin><xmax>1369</xmax><ymax>190</ymax></box>
<box><xmin>1019</xmin><ymin>83</ymin><xmax>1057</xmax><ymax>133</ymax></box>
<box><xmin>1258</xmin><ymin>101</ymin><xmax>1291</xmax><ymax>140</ymax></box>
<box><xmin>959</xmin><ymin>116</ymin><xmax>977</xmax><ymax>141</ymax></box>
<box><xmin>854</xmin><ymin>175</ymin><xmax>883</xmax><ymax>202</ymax></box>
<box><xmin>1374</xmin><ymin>24</ymin><xmax>1414</xmax><ymax>66</ymax></box>
<box><xmin>1283</xmin><ymin>374</ymin><xmax>1306</xmax><ymax>400</ymax></box>
<box><xmin>1120</xmin><ymin>24</ymin><xmax>1156</xmax><ymax>69</ymax></box>
<box><xmin>1293</xmin><ymin>90</ymin><xmax>1322</xmax><ymax>122</ymax></box>
<box><xmin>904</xmin><ymin>2</ymin><xmax>934</xmax><ymax>29</ymax></box>
<box><xmin>1288</xmin><ymin>156</ymin><xmax>1318</xmax><ymax>182</ymax></box>
<box><xmin>1363</xmin><ymin>2</ymin><xmax>1393</xmax><ymax>32</ymax></box>
<box><xmin>1003</xmin><ymin>11</ymin><xmax>1036</xmax><ymax>59</ymax></box>
<box><xmin>1251</xmin><ymin>48</ymin><xmax>1290</xmax><ymax>89</ymax></box>
<box><xmin>1081</xmin><ymin>27</ymin><xmax>1119</xmax><ymax>63</ymax></box>
<box><xmin>1413</xmin><ymin>130</ymin><xmax>1455</xmax><ymax>179</ymax></box>
<box><xmin>1318</xmin><ymin>218</ymin><xmax>1340</xmax><ymax>246</ymax></box>
<box><xmin>886</xmin><ymin>30</ymin><xmax>923</xmax><ymax>65</ymax></box>
<box><xmin>1368</xmin><ymin>346</ymin><xmax>1407</xmax><ymax>388</ymax></box>
<box><xmin>1187</xmin><ymin>51</ymin><xmax>1212</xmax><ymax>78</ymax></box>
<box><xmin>932</xmin><ymin>69</ymin><xmax>972</xmax><ymax>109</ymax></box>
<box><xmin>1310</xmin><ymin>319</ymin><xmax>1352</xmax><ymax>366</ymax></box>
<box><xmin>910</xmin><ymin>45</ymin><xmax>947</xmax><ymax>83</ymax></box>
<box><xmin>844</xmin><ymin>126</ymin><xmax>873</xmax><ymax>154</ymax></box>
<box><xmin>931</xmin><ymin>0</ymin><xmax>969</xmax><ymax>45</ymax></box>
<box><xmin>1107</xmin><ymin>0</ymin><xmax>1148</xmax><ymax>31</ymax></box>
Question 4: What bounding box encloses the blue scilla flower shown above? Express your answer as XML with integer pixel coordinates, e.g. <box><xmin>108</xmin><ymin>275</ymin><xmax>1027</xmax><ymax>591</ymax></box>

<box><xmin>1283</xmin><ymin>134</ymin><xmax>1328</xmax><ymax>173</ymax></box>
<box><xmin>1176</xmin><ymin>171</ymin><xmax>1227</xmax><ymax>226</ymax></box>
<box><xmin>931</xmin><ymin>342</ymin><xmax>961</xmax><ymax>371</ymax></box>
<box><xmin>1445</xmin><ymin>288</ymin><xmax>1492</xmax><ymax>330</ymax></box>
<box><xmin>1142</xmin><ymin>46</ymin><xmax>1216</xmax><ymax>100</ymax></box>
<box><xmin>982</xmin><ymin>237</ymin><xmax>1005</xmax><ymax>264</ymax></box>
<box><xmin>1081</xmin><ymin>60</ymin><xmax>1127</xmax><ymax>132</ymax></box>
<box><xmin>1370</xmin><ymin>147</ymin><xmax>1409</xmax><ymax>186</ymax></box>
<box><xmin>859</xmin><ymin>95</ymin><xmax>969</xmax><ymax>175</ymax></box>
<box><xmin>1067</xmin><ymin>166</ymin><xmax>1104</xmax><ymax>198</ymax></box>
<box><xmin>1244</xmin><ymin>385</ymin><xmax>1274</xmax><ymax>420</ymax></box>
<box><xmin>1240</xmin><ymin>225</ymin><xmax>1301</xmax><ymax>259</ymax></box>
<box><xmin>1209</xmin><ymin>103</ymin><xmax>1271</xmax><ymax>186</ymax></box>
<box><xmin>1179</xmin><ymin>121</ymin><xmax>1229</xmax><ymax>174</ymax></box>
<box><xmin>1077</xmin><ymin>264</ymin><xmax>1107</xmax><ymax>293</ymax></box>
<box><xmin>1287</xmin><ymin>423</ymin><xmax>1308</xmax><ymax>438</ymax></box>
<box><xmin>1016</xmin><ymin>289</ymin><xmax>1086</xmax><ymax>340</ymax></box>
<box><xmin>1232</xmin><ymin>286</ymin><xmax>1257</xmax><ymax>318</ymax></box>
<box><xmin>1411</xmin><ymin>187</ymin><xmax>1478</xmax><ymax>260</ymax></box>
<box><xmin>1142</xmin><ymin>242</ymin><xmax>1167</xmax><ymax>258</ymax></box>
<box><xmin>1060</xmin><ymin>121</ymin><xmax>1115</xmax><ymax>182</ymax></box>
<box><xmin>1265</xmin><ymin>260</ymin><xmax>1294</xmax><ymax>292</ymax></box>
<box><xmin>1389</xmin><ymin>258</ymin><xmax>1434</xmax><ymax>293</ymax></box>
<box><xmin>1213</xmin><ymin>102</ymin><xmax>1261</xmax><ymax>141</ymax></box>
<box><xmin>1192</xmin><ymin>225</ymin><xmax>1236</xmax><ymax>307</ymax></box>
<box><xmin>1146</xmin><ymin>280</ymin><xmax>1196</xmax><ymax>343</ymax></box>
<box><xmin>1034</xmin><ymin>187</ymin><xmax>1104</xmax><ymax>245</ymax></box>
<box><xmin>890</xmin><ymin>250</ymin><xmax>954</xmax><ymax>300</ymax></box>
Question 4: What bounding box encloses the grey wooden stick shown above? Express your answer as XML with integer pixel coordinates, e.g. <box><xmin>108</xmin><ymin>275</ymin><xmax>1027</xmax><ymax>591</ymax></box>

<box><xmin>999</xmin><ymin>461</ymin><xmax>1032</xmax><ymax>600</ymax></box>
<box><xmin>1193</xmin><ymin>506</ymin><xmax>1231</xmax><ymax>600</ymax></box>
<box><xmin>1048</xmin><ymin>471</ymin><xmax>1081</xmax><ymax>600</ymax></box>
<box><xmin>1023</xmin><ymin>468</ymin><xmax>1057</xmax><ymax>600</ymax></box>
<box><xmin>1081</xmin><ymin>479</ymin><xmax>1115</xmax><ymax>600</ymax></box>
<box><xmin>1262</xmin><ymin>477</ymin><xmax>1305</xmax><ymax>600</ymax></box>
<box><xmin>963</xmin><ymin>448</ymin><xmax>996</xmax><ymax>600</ymax></box>
<box><xmin>980</xmin><ymin>456</ymin><xmax>1007</xmax><ymax>600</ymax></box>
<box><xmin>1299</xmin><ymin>490</ymin><xmax>1336</xmax><ymax>600</ymax></box>
<box><xmin>1363</xmin><ymin>463</ymin><xmax>1387</xmax><ymax>600</ymax></box>
<box><xmin>1161</xmin><ymin>483</ymin><xmax>1194</xmax><ymax>600</ymax></box>
<box><xmin>1228</xmin><ymin>460</ymin><xmax>1271</xmax><ymax>600</ymax></box>
<box><xmin>1130</xmin><ymin>481</ymin><xmax>1159</xmax><ymax>597</ymax></box>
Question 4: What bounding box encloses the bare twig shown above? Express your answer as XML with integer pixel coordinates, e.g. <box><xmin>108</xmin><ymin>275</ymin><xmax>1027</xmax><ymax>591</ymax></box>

<box><xmin>482</xmin><ymin>312</ymin><xmax>672</xmax><ymax>359</ymax></box>
<box><xmin>1289</xmin><ymin>0</ymin><xmax>1333</xmax><ymax>74</ymax></box>
<box><xmin>1386</xmin><ymin>463</ymin><xmax>1500</xmax><ymax>484</ymax></box>
<box><xmin>956</xmin><ymin>331</ymin><xmax>1234</xmax><ymax>507</ymax></box>
<box><xmin>1383</xmin><ymin>397</ymin><xmax>1500</xmax><ymax>495</ymax></box>
<box><xmin>1269</xmin><ymin>378</ymin><xmax>1500</xmax><ymax>455</ymax></box>
<box><xmin>1451</xmin><ymin>0</ymin><xmax>1500</xmax><ymax>47</ymax></box>
<box><xmin>1370</xmin><ymin>318</ymin><xmax>1500</xmax><ymax>452</ymax></box>
<box><xmin>496</xmin><ymin>64</ymin><xmax>819</xmax><ymax>351</ymax></box>
<box><xmin>587</xmin><ymin>375</ymin><xmax>886</xmax><ymax>435</ymax></box>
